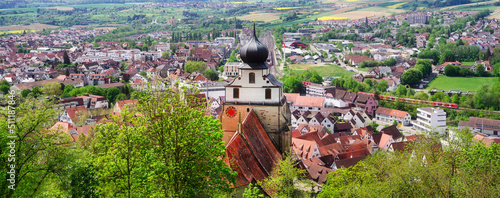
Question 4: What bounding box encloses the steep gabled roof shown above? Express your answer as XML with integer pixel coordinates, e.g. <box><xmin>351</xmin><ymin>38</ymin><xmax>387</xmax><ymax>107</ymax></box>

<box><xmin>241</xmin><ymin>109</ymin><xmax>282</xmax><ymax>175</ymax></box>
<box><xmin>312</xmin><ymin>112</ymin><xmax>325</xmax><ymax>123</ymax></box>
<box><xmin>225</xmin><ymin>109</ymin><xmax>282</xmax><ymax>191</ymax></box>
<box><xmin>306</xmin><ymin>163</ymin><xmax>333</xmax><ymax>184</ymax></box>
<box><xmin>335</xmin><ymin>155</ymin><xmax>367</xmax><ymax>169</ymax></box>
<box><xmin>225</xmin><ymin>133</ymin><xmax>268</xmax><ymax>188</ymax></box>
<box><xmin>380</xmin><ymin>125</ymin><xmax>403</xmax><ymax>140</ymax></box>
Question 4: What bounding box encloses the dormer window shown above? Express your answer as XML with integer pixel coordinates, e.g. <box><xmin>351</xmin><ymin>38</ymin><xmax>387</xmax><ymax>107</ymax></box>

<box><xmin>249</xmin><ymin>72</ymin><xmax>255</xmax><ymax>84</ymax></box>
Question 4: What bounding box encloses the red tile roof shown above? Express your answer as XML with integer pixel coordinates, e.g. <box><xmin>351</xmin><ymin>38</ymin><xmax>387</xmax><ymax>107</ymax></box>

<box><xmin>225</xmin><ymin>109</ymin><xmax>282</xmax><ymax>193</ymax></box>
<box><xmin>66</xmin><ymin>106</ymin><xmax>88</xmax><ymax>124</ymax></box>
<box><xmin>293</xmin><ymin>96</ymin><xmax>325</xmax><ymax>108</ymax></box>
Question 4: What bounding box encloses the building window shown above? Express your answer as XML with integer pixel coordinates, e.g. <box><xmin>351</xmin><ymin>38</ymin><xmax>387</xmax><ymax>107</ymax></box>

<box><xmin>233</xmin><ymin>88</ymin><xmax>239</xmax><ymax>99</ymax></box>
<box><xmin>265</xmin><ymin>88</ymin><xmax>271</xmax><ymax>99</ymax></box>
<box><xmin>249</xmin><ymin>72</ymin><xmax>255</xmax><ymax>84</ymax></box>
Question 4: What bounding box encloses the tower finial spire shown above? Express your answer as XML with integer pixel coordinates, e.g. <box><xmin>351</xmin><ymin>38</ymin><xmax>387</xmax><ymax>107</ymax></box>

<box><xmin>253</xmin><ymin>21</ymin><xmax>256</xmax><ymax>37</ymax></box>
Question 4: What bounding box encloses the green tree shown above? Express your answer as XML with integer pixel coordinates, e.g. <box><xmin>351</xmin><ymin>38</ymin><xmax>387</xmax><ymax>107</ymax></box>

<box><xmin>21</xmin><ymin>89</ymin><xmax>31</xmax><ymax>97</ymax></box>
<box><xmin>0</xmin><ymin>99</ymin><xmax>72</xmax><ymax>197</ymax></box>
<box><xmin>401</xmin><ymin>68</ymin><xmax>423</xmax><ymax>86</ymax></box>
<box><xmin>369</xmin><ymin>121</ymin><xmax>379</xmax><ymax>133</ymax></box>
<box><xmin>31</xmin><ymin>86</ymin><xmax>43</xmax><ymax>98</ymax></box>
<box><xmin>416</xmin><ymin>59</ymin><xmax>432</xmax><ymax>76</ymax></box>
<box><xmin>475</xmin><ymin>64</ymin><xmax>489</xmax><ymax>77</ymax></box>
<box><xmin>445</xmin><ymin>64</ymin><xmax>458</xmax><ymax>76</ymax></box>
<box><xmin>0</xmin><ymin>84</ymin><xmax>9</xmax><ymax>94</ymax></box>
<box><xmin>243</xmin><ymin>183</ymin><xmax>265</xmax><ymax>198</ymax></box>
<box><xmin>283</xmin><ymin>75</ymin><xmax>304</xmax><ymax>93</ymax></box>
<box><xmin>41</xmin><ymin>82</ymin><xmax>63</xmax><ymax>96</ymax></box>
<box><xmin>376</xmin><ymin>79</ymin><xmax>389</xmax><ymax>92</ymax></box>
<box><xmin>105</xmin><ymin>87</ymin><xmax>121</xmax><ymax>103</ymax></box>
<box><xmin>115</xmin><ymin>93</ymin><xmax>127</xmax><ymax>101</ymax></box>
<box><xmin>260</xmin><ymin>154</ymin><xmax>311</xmax><ymax>198</ymax></box>
<box><xmin>0</xmin><ymin>80</ymin><xmax>9</xmax><ymax>87</ymax></box>
<box><xmin>185</xmin><ymin>61</ymin><xmax>207</xmax><ymax>74</ymax></box>
<box><xmin>60</xmin><ymin>84</ymin><xmax>75</xmax><ymax>98</ymax></box>
<box><xmin>205</xmin><ymin>69</ymin><xmax>219</xmax><ymax>81</ymax></box>
<box><xmin>347</xmin><ymin>43</ymin><xmax>354</xmax><ymax>50</ymax></box>
<box><xmin>136</xmin><ymin>88</ymin><xmax>236</xmax><ymax>197</ymax></box>
<box><xmin>92</xmin><ymin>107</ymin><xmax>152</xmax><ymax>197</ymax></box>
<box><xmin>430</xmin><ymin>92</ymin><xmax>446</xmax><ymax>101</ymax></box>
<box><xmin>493</xmin><ymin>63</ymin><xmax>500</xmax><ymax>77</ymax></box>
<box><xmin>395</xmin><ymin>85</ymin><xmax>407</xmax><ymax>97</ymax></box>
<box><xmin>162</xmin><ymin>51</ymin><xmax>170</xmax><ymax>59</ymax></box>
<box><xmin>440</xmin><ymin>50</ymin><xmax>456</xmax><ymax>64</ymax></box>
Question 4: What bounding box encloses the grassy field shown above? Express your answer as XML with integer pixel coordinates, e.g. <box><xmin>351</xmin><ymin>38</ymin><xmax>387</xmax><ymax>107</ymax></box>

<box><xmin>357</xmin><ymin>67</ymin><xmax>370</xmax><ymax>72</ymax></box>
<box><xmin>451</xmin><ymin>5</ymin><xmax>499</xmax><ymax>11</ymax></box>
<box><xmin>426</xmin><ymin>76</ymin><xmax>498</xmax><ymax>92</ymax></box>
<box><xmin>290</xmin><ymin>64</ymin><xmax>355</xmax><ymax>77</ymax></box>
<box><xmin>462</xmin><ymin>62</ymin><xmax>475</xmax><ymax>66</ymax></box>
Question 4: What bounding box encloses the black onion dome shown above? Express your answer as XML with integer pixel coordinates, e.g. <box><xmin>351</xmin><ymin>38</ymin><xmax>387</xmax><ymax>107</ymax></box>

<box><xmin>240</xmin><ymin>24</ymin><xmax>269</xmax><ymax>64</ymax></box>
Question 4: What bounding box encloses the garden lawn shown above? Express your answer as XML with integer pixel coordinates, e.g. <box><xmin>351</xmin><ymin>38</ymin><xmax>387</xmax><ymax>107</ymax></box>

<box><xmin>290</xmin><ymin>64</ymin><xmax>355</xmax><ymax>77</ymax></box>
<box><xmin>426</xmin><ymin>76</ymin><xmax>498</xmax><ymax>92</ymax></box>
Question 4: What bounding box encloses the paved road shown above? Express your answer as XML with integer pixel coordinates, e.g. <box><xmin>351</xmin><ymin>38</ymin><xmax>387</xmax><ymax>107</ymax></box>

<box><xmin>335</xmin><ymin>52</ymin><xmax>369</xmax><ymax>76</ymax></box>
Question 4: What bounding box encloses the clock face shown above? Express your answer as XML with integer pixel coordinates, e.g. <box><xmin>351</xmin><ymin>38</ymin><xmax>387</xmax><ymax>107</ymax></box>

<box><xmin>226</xmin><ymin>106</ymin><xmax>237</xmax><ymax>118</ymax></box>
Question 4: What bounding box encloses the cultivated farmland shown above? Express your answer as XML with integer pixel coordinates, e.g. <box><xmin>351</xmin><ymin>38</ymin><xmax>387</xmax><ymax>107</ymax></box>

<box><xmin>329</xmin><ymin>10</ymin><xmax>393</xmax><ymax>20</ymax></box>
<box><xmin>0</xmin><ymin>24</ymin><xmax>59</xmax><ymax>31</ymax></box>
<box><xmin>238</xmin><ymin>12</ymin><xmax>281</xmax><ymax>22</ymax></box>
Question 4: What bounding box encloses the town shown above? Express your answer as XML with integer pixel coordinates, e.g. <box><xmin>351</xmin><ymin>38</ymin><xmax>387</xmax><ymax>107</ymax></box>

<box><xmin>1</xmin><ymin>0</ymin><xmax>500</xmax><ymax>197</ymax></box>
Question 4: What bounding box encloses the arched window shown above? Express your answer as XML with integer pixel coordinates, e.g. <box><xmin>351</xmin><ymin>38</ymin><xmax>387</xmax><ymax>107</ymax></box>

<box><xmin>265</xmin><ymin>88</ymin><xmax>271</xmax><ymax>99</ymax></box>
<box><xmin>249</xmin><ymin>72</ymin><xmax>255</xmax><ymax>84</ymax></box>
<box><xmin>233</xmin><ymin>88</ymin><xmax>239</xmax><ymax>99</ymax></box>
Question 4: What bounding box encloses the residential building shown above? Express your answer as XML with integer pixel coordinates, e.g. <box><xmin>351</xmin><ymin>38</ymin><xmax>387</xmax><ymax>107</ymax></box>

<box><xmin>354</xmin><ymin>94</ymin><xmax>378</xmax><ymax>116</ymax></box>
<box><xmin>290</xmin><ymin>96</ymin><xmax>325</xmax><ymax>112</ymax></box>
<box><xmin>306</xmin><ymin>84</ymin><xmax>336</xmax><ymax>97</ymax></box>
<box><xmin>223</xmin><ymin>62</ymin><xmax>240</xmax><ymax>78</ymax></box>
<box><xmin>458</xmin><ymin>117</ymin><xmax>500</xmax><ymax>137</ymax></box>
<box><xmin>375</xmin><ymin>107</ymin><xmax>411</xmax><ymax>126</ymax></box>
<box><xmin>412</xmin><ymin>107</ymin><xmax>447</xmax><ymax>134</ymax></box>
<box><xmin>113</xmin><ymin>99</ymin><xmax>138</xmax><ymax>114</ymax></box>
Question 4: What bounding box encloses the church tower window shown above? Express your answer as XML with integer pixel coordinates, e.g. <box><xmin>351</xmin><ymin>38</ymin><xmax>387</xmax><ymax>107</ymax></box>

<box><xmin>265</xmin><ymin>88</ymin><xmax>271</xmax><ymax>99</ymax></box>
<box><xmin>249</xmin><ymin>72</ymin><xmax>255</xmax><ymax>84</ymax></box>
<box><xmin>233</xmin><ymin>88</ymin><xmax>239</xmax><ymax>99</ymax></box>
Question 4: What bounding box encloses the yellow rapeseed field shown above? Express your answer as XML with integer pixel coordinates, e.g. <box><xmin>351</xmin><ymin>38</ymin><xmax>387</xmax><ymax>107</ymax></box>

<box><xmin>387</xmin><ymin>2</ymin><xmax>408</xmax><ymax>9</ymax></box>
<box><xmin>317</xmin><ymin>16</ymin><xmax>349</xmax><ymax>21</ymax></box>
<box><xmin>274</xmin><ymin>6</ymin><xmax>310</xmax><ymax>10</ymax></box>
<box><xmin>0</xmin><ymin>30</ymin><xmax>34</xmax><ymax>35</ymax></box>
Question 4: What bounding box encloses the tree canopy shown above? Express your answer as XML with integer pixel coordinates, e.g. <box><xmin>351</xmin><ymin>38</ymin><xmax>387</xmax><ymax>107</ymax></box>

<box><xmin>401</xmin><ymin>68</ymin><xmax>423</xmax><ymax>87</ymax></box>
<box><xmin>185</xmin><ymin>61</ymin><xmax>208</xmax><ymax>74</ymax></box>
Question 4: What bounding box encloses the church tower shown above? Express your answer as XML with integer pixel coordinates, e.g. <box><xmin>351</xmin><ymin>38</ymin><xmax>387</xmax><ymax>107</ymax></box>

<box><xmin>220</xmin><ymin>24</ymin><xmax>291</xmax><ymax>153</ymax></box>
